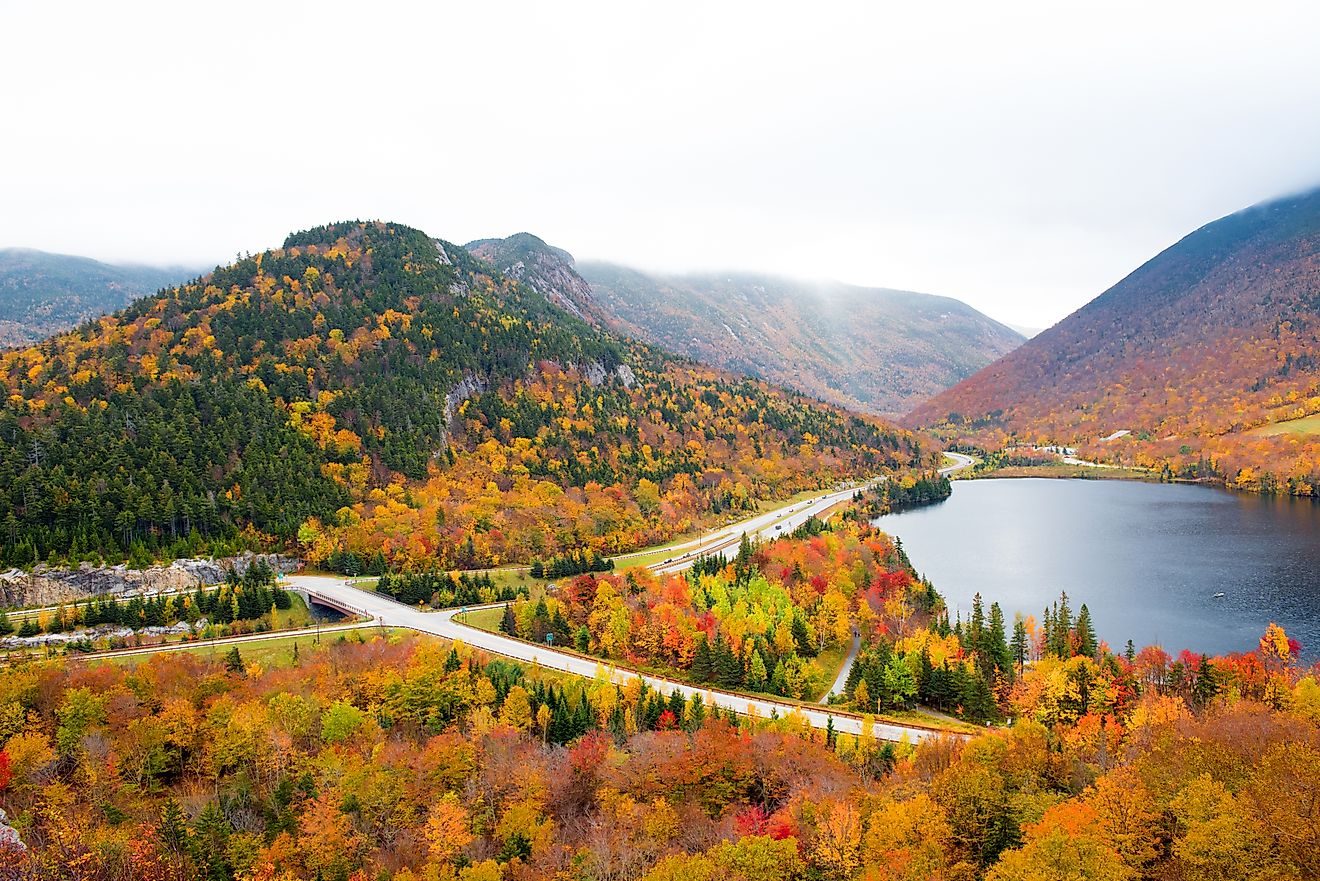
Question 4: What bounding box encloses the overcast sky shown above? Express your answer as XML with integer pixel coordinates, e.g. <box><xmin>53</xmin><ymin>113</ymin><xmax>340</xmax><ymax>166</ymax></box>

<box><xmin>4</xmin><ymin>2</ymin><xmax>1320</xmax><ymax>328</ymax></box>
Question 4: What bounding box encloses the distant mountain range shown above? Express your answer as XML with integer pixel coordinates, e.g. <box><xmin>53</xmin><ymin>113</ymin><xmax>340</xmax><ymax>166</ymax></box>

<box><xmin>6</xmin><ymin>240</ymin><xmax>1021</xmax><ymax>419</ymax></box>
<box><xmin>465</xmin><ymin>235</ymin><xmax>1024</xmax><ymax>415</ymax></box>
<box><xmin>0</xmin><ymin>221</ymin><xmax>926</xmax><ymax>569</ymax></box>
<box><xmin>0</xmin><ymin>248</ymin><xmax>195</xmax><ymax>346</ymax></box>
<box><xmin>909</xmin><ymin>186</ymin><xmax>1320</xmax><ymax>495</ymax></box>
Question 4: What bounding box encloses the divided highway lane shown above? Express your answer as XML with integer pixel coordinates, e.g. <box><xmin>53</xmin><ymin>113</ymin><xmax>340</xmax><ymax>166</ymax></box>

<box><xmin>288</xmin><ymin>574</ymin><xmax>961</xmax><ymax>743</ymax></box>
<box><xmin>651</xmin><ymin>453</ymin><xmax>978</xmax><ymax>576</ymax></box>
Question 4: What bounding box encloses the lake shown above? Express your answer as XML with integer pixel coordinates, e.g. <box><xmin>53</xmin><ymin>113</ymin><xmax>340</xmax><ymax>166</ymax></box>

<box><xmin>876</xmin><ymin>478</ymin><xmax>1320</xmax><ymax>658</ymax></box>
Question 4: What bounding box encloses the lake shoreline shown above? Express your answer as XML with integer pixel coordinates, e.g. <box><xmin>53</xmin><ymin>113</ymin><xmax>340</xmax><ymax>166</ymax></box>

<box><xmin>874</xmin><ymin>477</ymin><xmax>1320</xmax><ymax>658</ymax></box>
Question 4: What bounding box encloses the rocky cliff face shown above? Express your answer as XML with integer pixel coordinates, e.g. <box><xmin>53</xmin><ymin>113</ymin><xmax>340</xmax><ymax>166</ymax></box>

<box><xmin>465</xmin><ymin>233</ymin><xmax>600</xmax><ymax>323</ymax></box>
<box><xmin>0</xmin><ymin>552</ymin><xmax>299</xmax><ymax>608</ymax></box>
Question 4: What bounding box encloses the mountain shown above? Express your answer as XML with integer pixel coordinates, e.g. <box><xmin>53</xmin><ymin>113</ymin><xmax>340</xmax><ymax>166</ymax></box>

<box><xmin>0</xmin><ymin>248</ymin><xmax>193</xmax><ymax>346</ymax></box>
<box><xmin>0</xmin><ymin>221</ymin><xmax>929</xmax><ymax>570</ymax></box>
<box><xmin>462</xmin><ymin>234</ymin><xmax>1024</xmax><ymax>415</ymax></box>
<box><xmin>465</xmin><ymin>233</ymin><xmax>600</xmax><ymax>323</ymax></box>
<box><xmin>909</xmin><ymin>186</ymin><xmax>1320</xmax><ymax>494</ymax></box>
<box><xmin>580</xmin><ymin>265</ymin><xmax>1025</xmax><ymax>415</ymax></box>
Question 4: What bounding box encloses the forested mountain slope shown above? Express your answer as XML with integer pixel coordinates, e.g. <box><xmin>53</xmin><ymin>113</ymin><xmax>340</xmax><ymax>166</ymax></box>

<box><xmin>582</xmin><ymin>264</ymin><xmax>1025</xmax><ymax>416</ymax></box>
<box><xmin>909</xmin><ymin>187</ymin><xmax>1320</xmax><ymax>494</ymax></box>
<box><xmin>463</xmin><ymin>235</ymin><xmax>1023</xmax><ymax>415</ymax></box>
<box><xmin>0</xmin><ymin>248</ymin><xmax>191</xmax><ymax>346</ymax></box>
<box><xmin>0</xmin><ymin>222</ymin><xmax>927</xmax><ymax>569</ymax></box>
<box><xmin>465</xmin><ymin>233</ymin><xmax>601</xmax><ymax>324</ymax></box>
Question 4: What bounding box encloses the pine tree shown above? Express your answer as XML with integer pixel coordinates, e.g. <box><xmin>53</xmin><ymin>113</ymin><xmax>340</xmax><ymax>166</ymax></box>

<box><xmin>0</xmin><ymin>610</ymin><xmax>12</xmax><ymax>636</ymax></box>
<box><xmin>1075</xmin><ymin>604</ymin><xmax>1098</xmax><ymax>658</ymax></box>
<box><xmin>156</xmin><ymin>798</ymin><xmax>191</xmax><ymax>860</ymax></box>
<box><xmin>1055</xmin><ymin>592</ymin><xmax>1074</xmax><ymax>657</ymax></box>
<box><xmin>1011</xmin><ymin>616</ymin><xmax>1028</xmax><ymax>673</ymax></box>
<box><xmin>500</xmin><ymin>602</ymin><xmax>516</xmax><ymax>636</ymax></box>
<box><xmin>667</xmin><ymin>688</ymin><xmax>686</xmax><ymax>722</ymax></box>
<box><xmin>1193</xmin><ymin>655</ymin><xmax>1219</xmax><ymax>706</ymax></box>
<box><xmin>223</xmin><ymin>646</ymin><xmax>245</xmax><ymax>675</ymax></box>
<box><xmin>690</xmin><ymin>635</ymin><xmax>713</xmax><ymax>682</ymax></box>
<box><xmin>986</xmin><ymin>602</ymin><xmax>1010</xmax><ymax>676</ymax></box>
<box><xmin>791</xmin><ymin>613</ymin><xmax>815</xmax><ymax>657</ymax></box>
<box><xmin>968</xmin><ymin>593</ymin><xmax>986</xmax><ymax>656</ymax></box>
<box><xmin>714</xmin><ymin>635</ymin><xmax>743</xmax><ymax>688</ymax></box>
<box><xmin>686</xmin><ymin>693</ymin><xmax>706</xmax><ymax>731</ymax></box>
<box><xmin>1125</xmin><ymin>639</ymin><xmax>1136</xmax><ymax>662</ymax></box>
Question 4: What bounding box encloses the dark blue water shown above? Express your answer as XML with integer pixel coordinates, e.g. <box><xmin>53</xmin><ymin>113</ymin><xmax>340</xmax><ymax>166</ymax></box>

<box><xmin>876</xmin><ymin>479</ymin><xmax>1320</xmax><ymax>657</ymax></box>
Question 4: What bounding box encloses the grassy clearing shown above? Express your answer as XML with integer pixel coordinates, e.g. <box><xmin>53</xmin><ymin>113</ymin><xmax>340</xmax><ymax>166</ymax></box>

<box><xmin>1249</xmin><ymin>415</ymin><xmax>1320</xmax><ymax>437</ymax></box>
<box><xmin>459</xmin><ymin>605</ymin><xmax>505</xmax><ymax>634</ymax></box>
<box><xmin>811</xmin><ymin>642</ymin><xmax>851</xmax><ymax>701</ymax></box>
<box><xmin>972</xmin><ymin>462</ymin><xmax>1153</xmax><ymax>481</ymax></box>
<box><xmin>88</xmin><ymin>625</ymin><xmax>389</xmax><ymax>669</ymax></box>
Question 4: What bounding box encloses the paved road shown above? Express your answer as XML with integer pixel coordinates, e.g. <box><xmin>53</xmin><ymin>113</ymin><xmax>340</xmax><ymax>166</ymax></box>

<box><xmin>647</xmin><ymin>454</ymin><xmax>974</xmax><ymax>577</ymax></box>
<box><xmin>821</xmin><ymin>632</ymin><xmax>861</xmax><ymax>704</ymax></box>
<box><xmin>644</xmin><ymin>480</ymin><xmax>884</xmax><ymax>576</ymax></box>
<box><xmin>811</xmin><ymin>452</ymin><xmax>975</xmax><ymax>704</ymax></box>
<box><xmin>291</xmin><ymin>454</ymin><xmax>983</xmax><ymax>742</ymax></box>
<box><xmin>290</xmin><ymin>574</ymin><xmax>960</xmax><ymax>743</ymax></box>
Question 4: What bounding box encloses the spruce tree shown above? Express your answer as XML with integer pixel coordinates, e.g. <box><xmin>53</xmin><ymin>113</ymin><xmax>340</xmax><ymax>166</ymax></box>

<box><xmin>690</xmin><ymin>636</ymin><xmax>713</xmax><ymax>682</ymax></box>
<box><xmin>968</xmin><ymin>593</ymin><xmax>986</xmax><ymax>656</ymax></box>
<box><xmin>1055</xmin><ymin>592</ymin><xmax>1074</xmax><ymax>657</ymax></box>
<box><xmin>1075</xmin><ymin>604</ymin><xmax>1098</xmax><ymax>658</ymax></box>
<box><xmin>986</xmin><ymin>602</ymin><xmax>1010</xmax><ymax>676</ymax></box>
<box><xmin>686</xmin><ymin>693</ymin><xmax>706</xmax><ymax>731</ymax></box>
<box><xmin>1011</xmin><ymin>616</ymin><xmax>1028</xmax><ymax>673</ymax></box>
<box><xmin>791</xmin><ymin>613</ymin><xmax>815</xmax><ymax>657</ymax></box>
<box><xmin>1193</xmin><ymin>655</ymin><xmax>1219</xmax><ymax>706</ymax></box>
<box><xmin>715</xmin><ymin>637</ymin><xmax>743</xmax><ymax>688</ymax></box>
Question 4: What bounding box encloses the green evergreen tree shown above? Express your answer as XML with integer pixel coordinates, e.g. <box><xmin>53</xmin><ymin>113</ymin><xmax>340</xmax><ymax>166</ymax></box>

<box><xmin>690</xmin><ymin>635</ymin><xmax>713</xmax><ymax>682</ymax></box>
<box><xmin>1010</xmin><ymin>615</ymin><xmax>1028</xmax><ymax>673</ymax></box>
<box><xmin>1055</xmin><ymin>592</ymin><xmax>1074</xmax><ymax>657</ymax></box>
<box><xmin>986</xmin><ymin>601</ymin><xmax>1011</xmax><ymax>677</ymax></box>
<box><xmin>223</xmin><ymin>646</ymin><xmax>245</xmax><ymax>675</ymax></box>
<box><xmin>1075</xmin><ymin>604</ymin><xmax>1098</xmax><ymax>658</ymax></box>
<box><xmin>791</xmin><ymin>613</ymin><xmax>815</xmax><ymax>657</ymax></box>
<box><xmin>1193</xmin><ymin>655</ymin><xmax>1220</xmax><ymax>706</ymax></box>
<box><xmin>686</xmin><ymin>693</ymin><xmax>706</xmax><ymax>731</ymax></box>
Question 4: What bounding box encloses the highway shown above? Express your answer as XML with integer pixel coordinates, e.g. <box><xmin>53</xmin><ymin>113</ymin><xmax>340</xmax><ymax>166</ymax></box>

<box><xmin>285</xmin><ymin>454</ymin><xmax>980</xmax><ymax>744</ymax></box>
<box><xmin>646</xmin><ymin>452</ymin><xmax>976</xmax><ymax>576</ymax></box>
<box><xmin>290</xmin><ymin>573</ymin><xmax>959</xmax><ymax>743</ymax></box>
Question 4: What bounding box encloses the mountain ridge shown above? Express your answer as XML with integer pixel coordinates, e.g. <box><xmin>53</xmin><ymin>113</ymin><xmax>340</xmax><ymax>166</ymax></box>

<box><xmin>0</xmin><ymin>220</ymin><xmax>927</xmax><ymax>570</ymax></box>
<box><xmin>0</xmin><ymin>247</ymin><xmax>196</xmax><ymax>346</ymax></box>
<box><xmin>908</xmin><ymin>185</ymin><xmax>1320</xmax><ymax>494</ymax></box>
<box><xmin>464</xmin><ymin>234</ymin><xmax>1024</xmax><ymax>415</ymax></box>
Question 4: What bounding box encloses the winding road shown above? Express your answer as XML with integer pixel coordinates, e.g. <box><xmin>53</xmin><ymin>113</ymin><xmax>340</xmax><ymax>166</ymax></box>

<box><xmin>290</xmin><ymin>453</ymin><xmax>980</xmax><ymax>743</ymax></box>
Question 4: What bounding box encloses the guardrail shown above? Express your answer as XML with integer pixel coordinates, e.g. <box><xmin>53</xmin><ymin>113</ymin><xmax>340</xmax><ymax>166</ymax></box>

<box><xmin>446</xmin><ymin>603</ymin><xmax>973</xmax><ymax>740</ymax></box>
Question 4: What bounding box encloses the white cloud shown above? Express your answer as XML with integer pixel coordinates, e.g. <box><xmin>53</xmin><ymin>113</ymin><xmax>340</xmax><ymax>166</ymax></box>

<box><xmin>2</xmin><ymin>0</ymin><xmax>1318</xmax><ymax>327</ymax></box>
